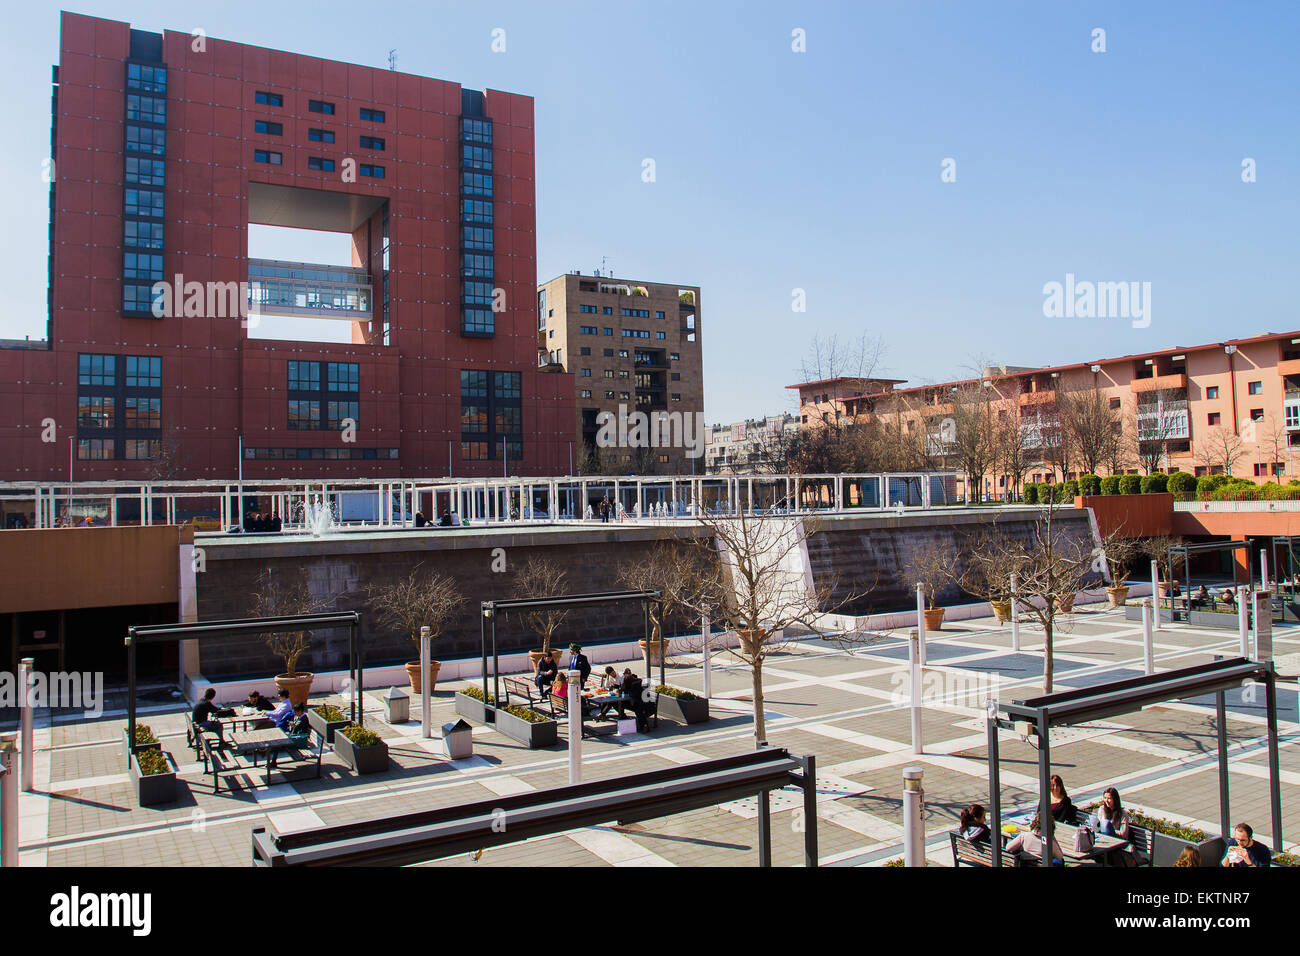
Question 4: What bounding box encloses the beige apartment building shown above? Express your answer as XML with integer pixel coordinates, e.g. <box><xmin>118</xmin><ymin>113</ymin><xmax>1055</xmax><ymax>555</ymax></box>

<box><xmin>538</xmin><ymin>273</ymin><xmax>703</xmax><ymax>474</ymax></box>
<box><xmin>789</xmin><ymin>330</ymin><xmax>1300</xmax><ymax>498</ymax></box>
<box><xmin>704</xmin><ymin>413</ymin><xmax>800</xmax><ymax>473</ymax></box>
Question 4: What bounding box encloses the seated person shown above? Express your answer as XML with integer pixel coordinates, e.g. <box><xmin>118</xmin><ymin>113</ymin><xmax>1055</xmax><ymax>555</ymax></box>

<box><xmin>267</xmin><ymin>690</ymin><xmax>295</xmax><ymax>731</ymax></box>
<box><xmin>958</xmin><ymin>804</ymin><xmax>990</xmax><ymax>845</ymax></box>
<box><xmin>1174</xmin><ymin>847</ymin><xmax>1202</xmax><ymax>867</ymax></box>
<box><xmin>568</xmin><ymin>643</ymin><xmax>592</xmax><ymax>687</ymax></box>
<box><xmin>269</xmin><ymin>513</ymin><xmax>282</xmax><ymax>533</ymax></box>
<box><xmin>414</xmin><ymin>511</ymin><xmax>427</xmax><ymax>528</ymax></box>
<box><xmin>1005</xmin><ymin>813</ymin><xmax>1065</xmax><ymax>866</ymax></box>
<box><xmin>1091</xmin><ymin>786</ymin><xmax>1140</xmax><ymax>866</ymax></box>
<box><xmin>191</xmin><ymin>687</ymin><xmax>234</xmax><ymax>734</ymax></box>
<box><xmin>438</xmin><ymin>509</ymin><xmax>454</xmax><ymax>527</ymax></box>
<box><xmin>1221</xmin><ymin>823</ymin><xmax>1271</xmax><ymax>867</ymax></box>
<box><xmin>535</xmin><ymin>653</ymin><xmax>558</xmax><ymax>696</ymax></box>
<box><xmin>1220</xmin><ymin>587</ymin><xmax>1237</xmax><ymax>609</ymax></box>
<box><xmin>600</xmin><ymin>666</ymin><xmax>623</xmax><ymax>690</ymax></box>
<box><xmin>551</xmin><ymin>671</ymin><xmax>568</xmax><ymax>701</ymax></box>
<box><xmin>285</xmin><ymin>705</ymin><xmax>311</xmax><ymax>741</ymax></box>
<box><xmin>1191</xmin><ymin>584</ymin><xmax>1210</xmax><ymax>605</ymax></box>
<box><xmin>247</xmin><ymin>690</ymin><xmax>275</xmax><ymax>711</ymax></box>
<box><xmin>622</xmin><ymin>671</ymin><xmax>650</xmax><ymax>730</ymax></box>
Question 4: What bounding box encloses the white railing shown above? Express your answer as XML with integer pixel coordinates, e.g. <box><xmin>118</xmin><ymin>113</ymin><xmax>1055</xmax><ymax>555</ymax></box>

<box><xmin>0</xmin><ymin>471</ymin><xmax>962</xmax><ymax>532</ymax></box>
<box><xmin>1174</xmin><ymin>499</ymin><xmax>1300</xmax><ymax>513</ymax></box>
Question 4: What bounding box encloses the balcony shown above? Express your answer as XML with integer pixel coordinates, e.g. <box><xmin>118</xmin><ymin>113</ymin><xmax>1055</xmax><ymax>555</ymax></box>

<box><xmin>1017</xmin><ymin>390</ymin><xmax>1057</xmax><ymax>407</ymax></box>
<box><xmin>1131</xmin><ymin>372</ymin><xmax>1187</xmax><ymax>394</ymax></box>
<box><xmin>1284</xmin><ymin>393</ymin><xmax>1300</xmax><ymax>431</ymax></box>
<box><xmin>247</xmin><ymin>258</ymin><xmax>372</xmax><ymax>320</ymax></box>
<box><xmin>1278</xmin><ymin>359</ymin><xmax>1300</xmax><ymax>378</ymax></box>
<box><xmin>1136</xmin><ymin>401</ymin><xmax>1190</xmax><ymax>441</ymax></box>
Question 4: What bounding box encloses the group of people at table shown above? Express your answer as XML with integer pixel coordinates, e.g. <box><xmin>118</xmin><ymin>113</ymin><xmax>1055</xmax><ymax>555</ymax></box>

<box><xmin>534</xmin><ymin>643</ymin><xmax>655</xmax><ymax>732</ymax></box>
<box><xmin>956</xmin><ymin>774</ymin><xmax>1273</xmax><ymax>867</ymax></box>
<box><xmin>191</xmin><ymin>687</ymin><xmax>310</xmax><ymax>739</ymax></box>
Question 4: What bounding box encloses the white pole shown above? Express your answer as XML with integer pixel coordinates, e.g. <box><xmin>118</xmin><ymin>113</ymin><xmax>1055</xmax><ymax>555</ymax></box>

<box><xmin>420</xmin><ymin>626</ymin><xmax>431</xmax><ymax>739</ymax></box>
<box><xmin>701</xmin><ymin>614</ymin><xmax>712</xmax><ymax>700</ymax></box>
<box><xmin>915</xmin><ymin>583</ymin><xmax>927</xmax><ymax>668</ymax></box>
<box><xmin>1249</xmin><ymin>584</ymin><xmax>1260</xmax><ymax>660</ymax></box>
<box><xmin>1010</xmin><ymin>572</ymin><xmax>1020</xmax><ymax>653</ymax></box>
<box><xmin>909</xmin><ymin>628</ymin><xmax>922</xmax><ymax>755</ymax></box>
<box><xmin>18</xmin><ymin>658</ymin><xmax>34</xmax><ymax>790</ymax></box>
<box><xmin>1150</xmin><ymin>559</ymin><xmax>1161</xmax><ymax>631</ymax></box>
<box><xmin>0</xmin><ymin>732</ymin><xmax>17</xmax><ymax>867</ymax></box>
<box><xmin>567</xmin><ymin>667</ymin><xmax>582</xmax><ymax>784</ymax></box>
<box><xmin>1260</xmin><ymin>548</ymin><xmax>1269</xmax><ymax>592</ymax></box>
<box><xmin>1239</xmin><ymin>586</ymin><xmax>1251</xmax><ymax>658</ymax></box>
<box><xmin>1142</xmin><ymin>600</ymin><xmax>1154</xmax><ymax>675</ymax></box>
<box><xmin>902</xmin><ymin>767</ymin><xmax>925</xmax><ymax>867</ymax></box>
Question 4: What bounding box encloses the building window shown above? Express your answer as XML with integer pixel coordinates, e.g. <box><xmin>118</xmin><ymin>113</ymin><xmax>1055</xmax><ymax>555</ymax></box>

<box><xmin>603</xmin><ymin>328</ymin><xmax>613</xmax><ymax>336</ymax></box>
<box><xmin>621</xmin><ymin>308</ymin><xmax>650</xmax><ymax>318</ymax></box>
<box><xmin>656</xmin><ymin>331</ymin><xmax>667</xmax><ymax>339</ymax></box>
<box><xmin>77</xmin><ymin>396</ymin><xmax>115</xmax><ymax>429</ymax></box>
<box><xmin>360</xmin><ymin>135</ymin><xmax>386</xmax><ymax>151</ymax></box>
<box><xmin>603</xmin><ymin>370</ymin><xmax>615</xmax><ymax>379</ymax></box>
<box><xmin>255</xmin><ymin>91</ymin><xmax>283</xmax><ymax>106</ymax></box>
<box><xmin>77</xmin><ymin>353</ymin><xmax>161</xmax><ymax>458</ymax></box>
<box><xmin>671</xmin><ymin>372</ymin><xmax>681</xmax><ymax>381</ymax></box>
<box><xmin>1251</xmin><ymin>408</ymin><xmax>1264</xmax><ymax>421</ymax></box>
<box><xmin>288</xmin><ymin>360</ymin><xmax>358</xmax><ymax>430</ymax></box>
<box><xmin>603</xmin><ymin>349</ymin><xmax>614</xmax><ymax>357</ymax></box>
<box><xmin>255</xmin><ymin>120</ymin><xmax>282</xmax><ymax>135</ymax></box>
<box><xmin>126</xmin><ymin>356</ymin><xmax>161</xmax><ymax>388</ymax></box>
<box><xmin>670</xmin><ymin>352</ymin><xmax>680</xmax><ymax>361</ymax></box>
<box><xmin>619</xmin><ymin>392</ymin><xmax>630</xmax><ymax>401</ymax></box>
<box><xmin>618</xmin><ymin>370</ymin><xmax>629</xmax><ymax>379</ymax></box>
<box><xmin>308</xmin><ymin>99</ymin><xmax>336</xmax><ymax>114</ymax></box>
<box><xmin>308</xmin><ymin>157</ymin><xmax>336</xmax><ymax>171</ymax></box>
<box><xmin>605</xmin><ymin>391</ymin><xmax>615</xmax><ymax>399</ymax></box>
<box><xmin>1206</xmin><ymin>386</ymin><xmax>1220</xmax><ymax>399</ymax></box>
<box><xmin>124</xmin><ymin>397</ymin><xmax>161</xmax><ymax>430</ymax></box>
<box><xmin>127</xmin><ymin>63</ymin><xmax>167</xmax><ymax>93</ymax></box>
<box><xmin>360</xmin><ymin>164</ymin><xmax>385</xmax><ymax>178</ymax></box>
<box><xmin>125</xmin><ymin>157</ymin><xmax>166</xmax><ymax>186</ymax></box>
<box><xmin>122</xmin><ymin>252</ymin><xmax>163</xmax><ymax>281</ymax></box>
<box><xmin>126</xmin><ymin>94</ymin><xmax>167</xmax><ymax>124</ymax></box>
<box><xmin>579</xmin><ymin>347</ymin><xmax>591</xmax><ymax>356</ymax></box>
<box><xmin>579</xmin><ymin>325</ymin><xmax>597</xmax><ymax>335</ymax></box>
<box><xmin>361</xmin><ymin>107</ymin><xmax>386</xmax><ymax>123</ymax></box>
<box><xmin>656</xmin><ymin>311</ymin><xmax>666</xmax><ymax>319</ymax></box>
<box><xmin>76</xmin><ymin>439</ymin><xmax>115</xmax><ymax>461</ymax></box>
<box><xmin>1248</xmin><ymin>381</ymin><xmax>1262</xmax><ymax>395</ymax></box>
<box><xmin>125</xmin><ymin>125</ymin><xmax>166</xmax><ymax>156</ymax></box>
<box><xmin>1108</xmin><ymin>397</ymin><xmax>1121</xmax><ymax>409</ymax></box>
<box><xmin>579</xmin><ymin>304</ymin><xmax>598</xmax><ymax>314</ymax></box>
<box><xmin>672</xmin><ymin>394</ymin><xmax>682</xmax><ymax>402</ymax></box>
<box><xmin>254</xmin><ymin>150</ymin><xmax>282</xmax><ymax>165</ymax></box>
<box><xmin>308</xmin><ymin>128</ymin><xmax>335</xmax><ymax>142</ymax></box>
<box><xmin>461</xmin><ymin>370</ymin><xmax>520</xmax><ymax>460</ymax></box>
<box><xmin>1208</xmin><ymin>412</ymin><xmax>1221</xmax><ymax>426</ymax></box>
<box><xmin>580</xmin><ymin>369</ymin><xmax>592</xmax><ymax>378</ymax></box>
<box><xmin>580</xmin><ymin>389</ymin><xmax>592</xmax><ymax>399</ymax></box>
<box><xmin>602</xmin><ymin>306</ymin><xmax>613</xmax><ymax>315</ymax></box>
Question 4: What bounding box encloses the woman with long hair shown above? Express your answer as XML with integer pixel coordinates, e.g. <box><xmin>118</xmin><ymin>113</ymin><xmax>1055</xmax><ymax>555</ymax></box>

<box><xmin>1050</xmin><ymin>774</ymin><xmax>1078</xmax><ymax>824</ymax></box>
<box><xmin>958</xmin><ymin>804</ymin><xmax>990</xmax><ymax>845</ymax></box>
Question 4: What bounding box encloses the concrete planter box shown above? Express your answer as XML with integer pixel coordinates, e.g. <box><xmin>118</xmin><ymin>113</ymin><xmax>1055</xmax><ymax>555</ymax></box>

<box><xmin>1124</xmin><ymin>605</ymin><xmax>1239</xmax><ymax>630</ymax></box>
<box><xmin>657</xmin><ymin>693</ymin><xmax>709</xmax><ymax>725</ymax></box>
<box><xmin>334</xmin><ymin>730</ymin><xmax>389</xmax><ymax>774</ymax></box>
<box><xmin>123</xmin><ymin>729</ymin><xmax>162</xmax><ymax>763</ymax></box>
<box><xmin>454</xmin><ymin>691</ymin><xmax>494</xmax><ymax>724</ymax></box>
<box><xmin>494</xmin><ymin>707</ymin><xmax>557</xmax><ymax>749</ymax></box>
<box><xmin>307</xmin><ymin>708</ymin><xmax>349</xmax><ymax>744</ymax></box>
<box><xmin>130</xmin><ymin>749</ymin><xmax>179</xmax><ymax>807</ymax></box>
<box><xmin>1151</xmin><ymin>831</ymin><xmax>1224</xmax><ymax>868</ymax></box>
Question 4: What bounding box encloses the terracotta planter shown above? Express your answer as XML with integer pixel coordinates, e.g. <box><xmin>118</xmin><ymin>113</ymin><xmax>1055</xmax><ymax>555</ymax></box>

<box><xmin>404</xmin><ymin>660</ymin><xmax>443</xmax><ymax>695</ymax></box>
<box><xmin>638</xmin><ymin>638</ymin><xmax>670</xmax><ymax>664</ymax></box>
<box><xmin>527</xmin><ymin>649</ymin><xmax>564</xmax><ymax>671</ymax></box>
<box><xmin>990</xmin><ymin>600</ymin><xmax>1012</xmax><ymax>623</ymax></box>
<box><xmin>274</xmin><ymin>672</ymin><xmax>315</xmax><ymax>708</ymax></box>
<box><xmin>923</xmin><ymin>608</ymin><xmax>945</xmax><ymax>631</ymax></box>
<box><xmin>1106</xmin><ymin>585</ymin><xmax>1130</xmax><ymax>608</ymax></box>
<box><xmin>1055</xmin><ymin>593</ymin><xmax>1076</xmax><ymax>613</ymax></box>
<box><xmin>1157</xmin><ymin>580</ymin><xmax>1180</xmax><ymax>598</ymax></box>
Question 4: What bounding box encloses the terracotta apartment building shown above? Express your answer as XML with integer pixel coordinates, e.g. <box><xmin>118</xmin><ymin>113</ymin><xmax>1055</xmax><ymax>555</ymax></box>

<box><xmin>537</xmin><ymin>273</ymin><xmax>703</xmax><ymax>474</ymax></box>
<box><xmin>790</xmin><ymin>330</ymin><xmax>1300</xmax><ymax>497</ymax></box>
<box><xmin>0</xmin><ymin>11</ymin><xmax>574</xmax><ymax>482</ymax></box>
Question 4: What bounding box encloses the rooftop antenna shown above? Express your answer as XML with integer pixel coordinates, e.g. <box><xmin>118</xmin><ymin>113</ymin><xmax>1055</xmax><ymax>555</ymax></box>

<box><xmin>598</xmin><ymin>256</ymin><xmax>611</xmax><ymax>278</ymax></box>
<box><xmin>388</xmin><ymin>49</ymin><xmax>397</xmax><ymax>70</ymax></box>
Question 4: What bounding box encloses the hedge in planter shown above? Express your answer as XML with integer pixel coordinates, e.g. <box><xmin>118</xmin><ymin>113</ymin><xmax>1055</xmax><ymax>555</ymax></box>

<box><xmin>1079</xmin><ymin>474</ymin><xmax>1101</xmax><ymax>496</ymax></box>
<box><xmin>1140</xmin><ymin>473</ymin><xmax>1168</xmax><ymax>494</ymax></box>
<box><xmin>308</xmin><ymin>704</ymin><xmax>349</xmax><ymax>744</ymax></box>
<box><xmin>654</xmin><ymin>685</ymin><xmax>709</xmax><ymax>724</ymax></box>
<box><xmin>1127</xmin><ymin>810</ymin><xmax>1223</xmax><ymax>867</ymax></box>
<box><xmin>1119</xmin><ymin>475</ymin><xmax>1142</xmax><ymax>495</ymax></box>
<box><xmin>131</xmin><ymin>746</ymin><xmax>179</xmax><ymax>807</ymax></box>
<box><xmin>1023</xmin><ymin>483</ymin><xmax>1039</xmax><ymax>504</ymax></box>
<box><xmin>123</xmin><ymin>722</ymin><xmax>162</xmax><ymax>762</ymax></box>
<box><xmin>454</xmin><ymin>684</ymin><xmax>496</xmax><ymax>723</ymax></box>
<box><xmin>335</xmin><ymin>724</ymin><xmax>389</xmax><ymax>774</ymax></box>
<box><xmin>494</xmin><ymin>703</ymin><xmax>557</xmax><ymax>748</ymax></box>
<box><xmin>1099</xmin><ymin>475</ymin><xmax>1120</xmax><ymax>495</ymax></box>
<box><xmin>1167</xmin><ymin>471</ymin><xmax>1195</xmax><ymax>494</ymax></box>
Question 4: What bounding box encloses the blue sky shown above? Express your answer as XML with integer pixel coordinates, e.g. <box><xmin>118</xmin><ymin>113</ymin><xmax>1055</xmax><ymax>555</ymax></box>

<box><xmin>3</xmin><ymin>1</ymin><xmax>1296</xmax><ymax>424</ymax></box>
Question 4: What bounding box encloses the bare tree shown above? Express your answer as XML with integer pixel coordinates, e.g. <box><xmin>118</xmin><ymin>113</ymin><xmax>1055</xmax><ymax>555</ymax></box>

<box><xmin>897</xmin><ymin>539</ymin><xmax>951</xmax><ymax>613</ymax></box>
<box><xmin>616</xmin><ymin>540</ymin><xmax>716</xmax><ymax>651</ymax></box>
<box><xmin>1194</xmin><ymin>426</ymin><xmax>1247</xmax><ymax>477</ymax></box>
<box><xmin>1140</xmin><ymin>535</ymin><xmax>1187</xmax><ymax>587</ymax></box>
<box><xmin>959</xmin><ymin>501</ymin><xmax>1103</xmax><ymax>692</ymax></box>
<box><xmin>993</xmin><ymin>413</ymin><xmax>1032</xmax><ymax>501</ymax></box>
<box><xmin>512</xmin><ymin>555</ymin><xmax>570</xmax><ymax>656</ymax></box>
<box><xmin>947</xmin><ymin>383</ymin><xmax>998</xmax><ymax>501</ymax></box>
<box><xmin>687</xmin><ymin>512</ymin><xmax>866</xmax><ymax>743</ymax></box>
<box><xmin>797</xmin><ymin>331</ymin><xmax>887</xmax><ymax>399</ymax></box>
<box><xmin>368</xmin><ymin>564</ymin><xmax>465</xmax><ymax>661</ymax></box>
<box><xmin>1252</xmin><ymin>413</ymin><xmax>1287</xmax><ymax>483</ymax></box>
<box><xmin>1129</xmin><ymin>388</ymin><xmax>1187</xmax><ymax>475</ymax></box>
<box><xmin>1058</xmin><ymin>384</ymin><xmax>1122</xmax><ymax>476</ymax></box>
<box><xmin>252</xmin><ymin>567</ymin><xmax>334</xmax><ymax>676</ymax></box>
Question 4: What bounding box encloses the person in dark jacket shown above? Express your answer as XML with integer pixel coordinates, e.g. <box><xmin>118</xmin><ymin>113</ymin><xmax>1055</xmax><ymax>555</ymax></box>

<box><xmin>568</xmin><ymin>643</ymin><xmax>591</xmax><ymax>687</ymax></box>
<box><xmin>192</xmin><ymin>687</ymin><xmax>234</xmax><ymax>733</ymax></box>
<box><xmin>958</xmin><ymin>804</ymin><xmax>991</xmax><ymax>845</ymax></box>
<box><xmin>622</xmin><ymin>671</ymin><xmax>651</xmax><ymax>731</ymax></box>
<box><xmin>270</xmin><ymin>513</ymin><xmax>282</xmax><ymax>533</ymax></box>
<box><xmin>1050</xmin><ymin>774</ymin><xmax>1078</xmax><ymax>824</ymax></box>
<box><xmin>415</xmin><ymin>511</ymin><xmax>427</xmax><ymax>527</ymax></box>
<box><xmin>247</xmin><ymin>690</ymin><xmax>275</xmax><ymax>711</ymax></box>
<box><xmin>535</xmin><ymin>653</ymin><xmax>558</xmax><ymax>697</ymax></box>
<box><xmin>438</xmin><ymin>509</ymin><xmax>454</xmax><ymax>527</ymax></box>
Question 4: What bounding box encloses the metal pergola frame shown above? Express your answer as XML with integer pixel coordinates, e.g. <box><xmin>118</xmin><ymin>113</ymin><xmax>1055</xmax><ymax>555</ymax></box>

<box><xmin>251</xmin><ymin>747</ymin><xmax>819</xmax><ymax>866</ymax></box>
<box><xmin>479</xmin><ymin>589</ymin><xmax>664</xmax><ymax>707</ymax></box>
<box><xmin>1165</xmin><ymin>540</ymin><xmax>1254</xmax><ymax>619</ymax></box>
<box><xmin>986</xmin><ymin>658</ymin><xmax>1282</xmax><ymax>867</ymax></box>
<box><xmin>125</xmin><ymin>611</ymin><xmax>362</xmax><ymax>768</ymax></box>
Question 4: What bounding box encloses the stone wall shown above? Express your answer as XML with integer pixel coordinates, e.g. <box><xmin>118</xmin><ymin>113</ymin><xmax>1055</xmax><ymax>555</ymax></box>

<box><xmin>804</xmin><ymin>508</ymin><xmax>1100</xmax><ymax>614</ymax></box>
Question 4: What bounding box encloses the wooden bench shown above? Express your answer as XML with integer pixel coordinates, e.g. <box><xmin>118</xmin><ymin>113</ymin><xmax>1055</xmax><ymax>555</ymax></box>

<box><xmin>201</xmin><ymin>728</ymin><xmax>324</xmax><ymax>792</ymax></box>
<box><xmin>265</xmin><ymin>729</ymin><xmax>325</xmax><ymax>787</ymax></box>
<box><xmin>503</xmin><ymin>676</ymin><xmax>541</xmax><ymax>708</ymax></box>
<box><xmin>185</xmin><ymin>712</ymin><xmax>222</xmax><ymax>770</ymax></box>
<box><xmin>950</xmin><ymin>832</ymin><xmax>1000</xmax><ymax>867</ymax></box>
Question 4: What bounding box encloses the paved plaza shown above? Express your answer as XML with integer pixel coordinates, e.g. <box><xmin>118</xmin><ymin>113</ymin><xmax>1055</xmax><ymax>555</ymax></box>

<box><xmin>10</xmin><ymin>604</ymin><xmax>1300</xmax><ymax>867</ymax></box>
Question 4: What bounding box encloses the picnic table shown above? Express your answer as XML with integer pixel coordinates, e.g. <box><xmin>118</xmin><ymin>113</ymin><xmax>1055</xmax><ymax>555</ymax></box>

<box><xmin>216</xmin><ymin>711</ymin><xmax>274</xmax><ymax>734</ymax></box>
<box><xmin>227</xmin><ymin>728</ymin><xmax>297</xmax><ymax>767</ymax></box>
<box><xmin>581</xmin><ymin>689</ymin><xmax>632</xmax><ymax>719</ymax></box>
<box><xmin>1001</xmin><ymin>819</ymin><xmax>1128</xmax><ymax>865</ymax></box>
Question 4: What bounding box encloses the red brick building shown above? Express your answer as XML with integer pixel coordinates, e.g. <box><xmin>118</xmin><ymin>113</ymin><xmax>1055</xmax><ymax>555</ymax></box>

<box><xmin>0</xmin><ymin>11</ymin><xmax>574</xmax><ymax>481</ymax></box>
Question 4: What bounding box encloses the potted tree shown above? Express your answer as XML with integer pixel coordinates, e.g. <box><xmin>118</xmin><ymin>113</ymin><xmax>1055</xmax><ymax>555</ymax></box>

<box><xmin>513</xmin><ymin>556</ymin><xmax>570</xmax><ymax>672</ymax></box>
<box><xmin>369</xmin><ymin>564</ymin><xmax>465</xmax><ymax>694</ymax></box>
<box><xmin>959</xmin><ymin>544</ymin><xmax>1020</xmax><ymax>624</ymax></box>
<box><xmin>307</xmin><ymin>703</ymin><xmax>349</xmax><ymax>744</ymax></box>
<box><xmin>899</xmin><ymin>540</ymin><xmax>951</xmax><ymax>630</ymax></box>
<box><xmin>130</xmin><ymin>746</ymin><xmax>179</xmax><ymax>807</ymax></box>
<box><xmin>253</xmin><ymin>567</ymin><xmax>333</xmax><ymax>707</ymax></box>
<box><xmin>1143</xmin><ymin>535</ymin><xmax>1186</xmax><ymax>599</ymax></box>
<box><xmin>334</xmin><ymin>723</ymin><xmax>389</xmax><ymax>774</ymax></box>
<box><xmin>1100</xmin><ymin>536</ymin><xmax>1142</xmax><ymax>607</ymax></box>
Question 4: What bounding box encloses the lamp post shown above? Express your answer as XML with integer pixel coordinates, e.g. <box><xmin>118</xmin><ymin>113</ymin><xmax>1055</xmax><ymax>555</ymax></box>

<box><xmin>567</xmin><ymin>668</ymin><xmax>582</xmax><ymax>784</ymax></box>
<box><xmin>19</xmin><ymin>659</ymin><xmax>33</xmax><ymax>793</ymax></box>
<box><xmin>1010</xmin><ymin>572</ymin><xmax>1020</xmax><ymax>653</ymax></box>
<box><xmin>902</xmin><ymin>767</ymin><xmax>925</xmax><ymax>867</ymax></box>
<box><xmin>0</xmin><ymin>733</ymin><xmax>17</xmax><ymax>867</ymax></box>
<box><xmin>419</xmin><ymin>626</ymin><xmax>431</xmax><ymax>739</ymax></box>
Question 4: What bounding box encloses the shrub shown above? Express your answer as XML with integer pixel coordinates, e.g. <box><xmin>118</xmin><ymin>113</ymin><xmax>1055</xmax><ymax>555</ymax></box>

<box><xmin>132</xmin><ymin>724</ymin><xmax>157</xmax><ymax>746</ymax></box>
<box><xmin>1023</xmin><ymin>483</ymin><xmax>1039</xmax><ymax>504</ymax></box>
<box><xmin>883</xmin><ymin>858</ymin><xmax>905</xmax><ymax>867</ymax></box>
<box><xmin>312</xmin><ymin>704</ymin><xmax>346</xmax><ymax>722</ymax></box>
<box><xmin>1079</xmin><ymin>474</ymin><xmax>1101</xmax><ymax>496</ymax></box>
<box><xmin>1167</xmin><ymin>471</ymin><xmax>1195</xmax><ymax>493</ymax></box>
<box><xmin>1039</xmin><ymin>483</ymin><xmax>1056</xmax><ymax>503</ymax></box>
<box><xmin>459</xmin><ymin>684</ymin><xmax>496</xmax><ymax>704</ymax></box>
<box><xmin>1119</xmin><ymin>475</ymin><xmax>1142</xmax><ymax>495</ymax></box>
<box><xmin>1064</xmin><ymin>479</ymin><xmax>1080</xmax><ymax>499</ymax></box>
<box><xmin>1274</xmin><ymin>851</ymin><xmax>1300</xmax><ymax>867</ymax></box>
<box><xmin>1196</xmin><ymin>474</ymin><xmax>1228</xmax><ymax>495</ymax></box>
<box><xmin>502</xmin><ymin>704</ymin><xmax>550</xmax><ymax>723</ymax></box>
<box><xmin>1099</xmin><ymin>475</ymin><xmax>1120</xmax><ymax>495</ymax></box>
<box><xmin>135</xmin><ymin>748</ymin><xmax>170</xmax><ymax>776</ymax></box>
<box><xmin>655</xmin><ymin>684</ymin><xmax>698</xmax><ymax>701</ymax></box>
<box><xmin>1126</xmin><ymin>810</ymin><xmax>1206</xmax><ymax>843</ymax></box>
<box><xmin>1261</xmin><ymin>483</ymin><xmax>1300</xmax><ymax>500</ymax></box>
<box><xmin>1140</xmin><ymin>473</ymin><xmax>1168</xmax><ymax>494</ymax></box>
<box><xmin>340</xmin><ymin>724</ymin><xmax>383</xmax><ymax>747</ymax></box>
